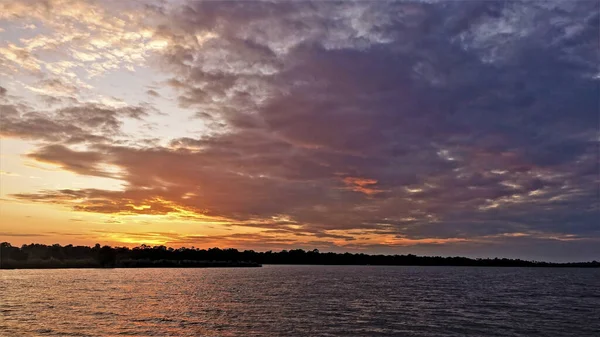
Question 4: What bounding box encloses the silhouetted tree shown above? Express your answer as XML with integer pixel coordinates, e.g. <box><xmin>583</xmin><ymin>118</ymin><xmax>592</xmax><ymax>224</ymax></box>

<box><xmin>98</xmin><ymin>245</ymin><xmax>116</xmax><ymax>267</ymax></box>
<box><xmin>1</xmin><ymin>242</ymin><xmax>598</xmax><ymax>269</ymax></box>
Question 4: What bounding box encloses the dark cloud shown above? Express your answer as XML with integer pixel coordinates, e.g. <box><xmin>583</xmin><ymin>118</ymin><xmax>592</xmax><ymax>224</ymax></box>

<box><xmin>35</xmin><ymin>78</ymin><xmax>79</xmax><ymax>96</ymax></box>
<box><xmin>37</xmin><ymin>94</ymin><xmax>80</xmax><ymax>106</ymax></box>
<box><xmin>26</xmin><ymin>145</ymin><xmax>112</xmax><ymax>177</ymax></box>
<box><xmin>0</xmin><ymin>232</ymin><xmax>48</xmax><ymax>237</ymax></box>
<box><xmin>5</xmin><ymin>0</ymin><xmax>599</xmax><ymax>258</ymax></box>
<box><xmin>0</xmin><ymin>102</ymin><xmax>149</xmax><ymax>144</ymax></box>
<box><xmin>146</xmin><ymin>89</ymin><xmax>160</xmax><ymax>97</ymax></box>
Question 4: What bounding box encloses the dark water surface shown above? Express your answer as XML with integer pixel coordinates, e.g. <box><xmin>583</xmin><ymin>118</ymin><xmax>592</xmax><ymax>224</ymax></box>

<box><xmin>1</xmin><ymin>266</ymin><xmax>599</xmax><ymax>336</ymax></box>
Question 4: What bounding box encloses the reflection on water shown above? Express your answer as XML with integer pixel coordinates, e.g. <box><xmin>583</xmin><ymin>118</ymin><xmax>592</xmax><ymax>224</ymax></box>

<box><xmin>1</xmin><ymin>266</ymin><xmax>599</xmax><ymax>336</ymax></box>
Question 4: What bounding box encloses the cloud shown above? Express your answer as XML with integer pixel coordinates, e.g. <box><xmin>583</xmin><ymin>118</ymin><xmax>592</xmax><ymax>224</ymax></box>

<box><xmin>0</xmin><ymin>0</ymin><xmax>168</xmax><ymax>78</ymax></box>
<box><xmin>0</xmin><ymin>170</ymin><xmax>20</xmax><ymax>177</ymax></box>
<box><xmin>341</xmin><ymin>177</ymin><xmax>386</xmax><ymax>196</ymax></box>
<box><xmin>26</xmin><ymin>78</ymin><xmax>80</xmax><ymax>97</ymax></box>
<box><xmin>146</xmin><ymin>89</ymin><xmax>160</xmax><ymax>97</ymax></box>
<box><xmin>26</xmin><ymin>144</ymin><xmax>111</xmax><ymax>177</ymax></box>
<box><xmin>0</xmin><ymin>232</ymin><xmax>48</xmax><ymax>237</ymax></box>
<box><xmin>2</xmin><ymin>1</ymin><xmax>599</xmax><ymax>257</ymax></box>
<box><xmin>0</xmin><ymin>102</ymin><xmax>149</xmax><ymax>144</ymax></box>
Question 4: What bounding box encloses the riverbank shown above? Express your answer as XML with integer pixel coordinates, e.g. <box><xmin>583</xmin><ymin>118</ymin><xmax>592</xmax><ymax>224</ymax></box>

<box><xmin>2</xmin><ymin>243</ymin><xmax>597</xmax><ymax>269</ymax></box>
<box><xmin>0</xmin><ymin>259</ymin><xmax>262</xmax><ymax>269</ymax></box>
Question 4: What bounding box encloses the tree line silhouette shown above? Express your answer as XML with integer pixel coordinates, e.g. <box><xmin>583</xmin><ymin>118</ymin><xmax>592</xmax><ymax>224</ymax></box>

<box><xmin>1</xmin><ymin>242</ymin><xmax>598</xmax><ymax>269</ymax></box>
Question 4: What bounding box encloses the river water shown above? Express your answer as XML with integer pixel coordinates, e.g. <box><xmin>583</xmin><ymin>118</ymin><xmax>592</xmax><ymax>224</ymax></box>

<box><xmin>1</xmin><ymin>265</ymin><xmax>599</xmax><ymax>336</ymax></box>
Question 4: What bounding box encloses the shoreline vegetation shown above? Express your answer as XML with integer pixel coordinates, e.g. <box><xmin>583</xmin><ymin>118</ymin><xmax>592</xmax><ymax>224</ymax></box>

<box><xmin>1</xmin><ymin>242</ymin><xmax>598</xmax><ymax>269</ymax></box>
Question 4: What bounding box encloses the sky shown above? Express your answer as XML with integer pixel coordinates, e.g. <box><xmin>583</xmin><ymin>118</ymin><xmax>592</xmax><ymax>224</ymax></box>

<box><xmin>0</xmin><ymin>0</ymin><xmax>598</xmax><ymax>261</ymax></box>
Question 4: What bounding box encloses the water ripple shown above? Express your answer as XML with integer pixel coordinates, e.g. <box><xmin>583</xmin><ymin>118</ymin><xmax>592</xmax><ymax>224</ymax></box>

<box><xmin>1</xmin><ymin>266</ymin><xmax>599</xmax><ymax>336</ymax></box>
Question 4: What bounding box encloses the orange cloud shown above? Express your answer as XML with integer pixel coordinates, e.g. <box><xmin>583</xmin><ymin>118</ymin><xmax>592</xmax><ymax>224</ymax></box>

<box><xmin>341</xmin><ymin>176</ymin><xmax>385</xmax><ymax>196</ymax></box>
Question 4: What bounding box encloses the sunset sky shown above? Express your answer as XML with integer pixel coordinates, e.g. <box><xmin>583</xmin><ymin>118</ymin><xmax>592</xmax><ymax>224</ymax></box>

<box><xmin>0</xmin><ymin>0</ymin><xmax>598</xmax><ymax>261</ymax></box>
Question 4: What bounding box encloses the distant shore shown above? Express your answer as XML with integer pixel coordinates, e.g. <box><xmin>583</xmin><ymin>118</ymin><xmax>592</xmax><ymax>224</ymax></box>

<box><xmin>0</xmin><ymin>259</ymin><xmax>262</xmax><ymax>269</ymax></box>
<box><xmin>1</xmin><ymin>242</ymin><xmax>598</xmax><ymax>269</ymax></box>
<box><xmin>3</xmin><ymin>262</ymin><xmax>599</xmax><ymax>269</ymax></box>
